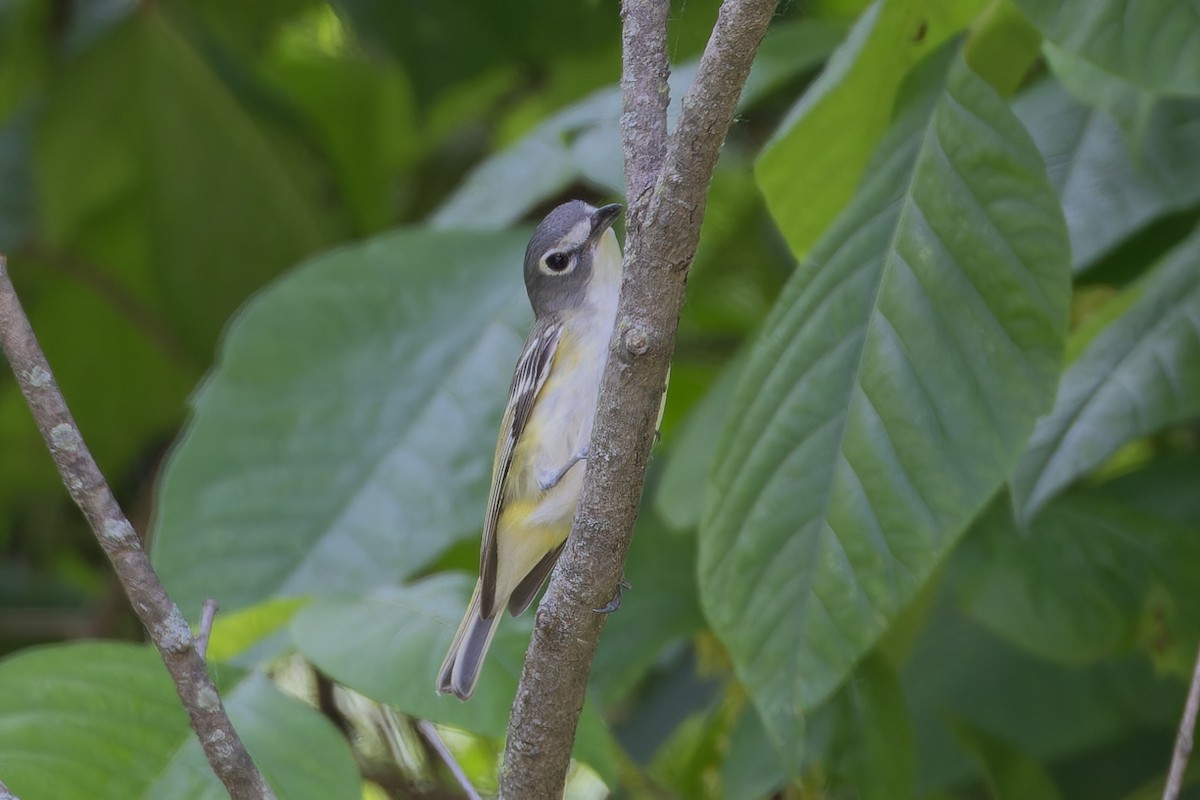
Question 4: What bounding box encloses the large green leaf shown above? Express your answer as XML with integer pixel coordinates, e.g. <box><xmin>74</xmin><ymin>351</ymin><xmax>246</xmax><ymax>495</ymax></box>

<box><xmin>840</xmin><ymin>653</ymin><xmax>916</xmax><ymax>800</ymax></box>
<box><xmin>958</xmin><ymin>493</ymin><xmax>1200</xmax><ymax>671</ymax></box>
<box><xmin>904</xmin><ymin>603</ymin><xmax>1184</xmax><ymax>794</ymax></box>
<box><xmin>289</xmin><ymin>574</ymin><xmax>618</xmax><ymax>784</ymax></box>
<box><xmin>1011</xmin><ymin>0</ymin><xmax>1200</xmax><ymax>95</ymax></box>
<box><xmin>262</xmin><ymin>48</ymin><xmax>420</xmax><ymax>233</ymax></box>
<box><xmin>1043</xmin><ymin>43</ymin><xmax>1159</xmax><ymax>144</ymax></box>
<box><xmin>721</xmin><ymin>705</ymin><xmax>788</xmax><ymax>800</ymax></box>
<box><xmin>143</xmin><ymin>672</ymin><xmax>359</xmax><ymax>800</ymax></box>
<box><xmin>153</xmin><ymin>228</ymin><xmax>531</xmax><ymax>615</ymax></box>
<box><xmin>722</xmin><ymin>653</ymin><xmax>915</xmax><ymax>797</ymax></box>
<box><xmin>1011</xmin><ymin>228</ymin><xmax>1200</xmax><ymax>521</ymax></box>
<box><xmin>1014</xmin><ymin>77</ymin><xmax>1200</xmax><ymax>271</ymax></box>
<box><xmin>655</xmin><ymin>358</ymin><xmax>744</xmax><ymax>531</ymax></box>
<box><xmin>0</xmin><ymin>643</ymin><xmax>358</xmax><ymax>800</ymax></box>
<box><xmin>36</xmin><ymin>11</ymin><xmax>326</xmax><ymax>359</ymax></box>
<box><xmin>756</xmin><ymin>0</ymin><xmax>986</xmax><ymax>260</ymax></box>
<box><xmin>700</xmin><ymin>51</ymin><xmax>1070</xmax><ymax>757</ymax></box>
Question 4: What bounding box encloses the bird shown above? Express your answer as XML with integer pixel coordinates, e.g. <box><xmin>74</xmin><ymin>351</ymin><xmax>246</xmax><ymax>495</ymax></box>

<box><xmin>437</xmin><ymin>200</ymin><xmax>624</xmax><ymax>701</ymax></box>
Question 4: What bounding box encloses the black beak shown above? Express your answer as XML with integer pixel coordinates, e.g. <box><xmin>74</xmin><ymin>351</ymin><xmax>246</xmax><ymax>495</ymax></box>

<box><xmin>589</xmin><ymin>203</ymin><xmax>623</xmax><ymax>239</ymax></box>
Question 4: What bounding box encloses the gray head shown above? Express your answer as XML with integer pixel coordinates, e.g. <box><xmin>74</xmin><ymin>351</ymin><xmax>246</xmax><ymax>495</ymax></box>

<box><xmin>523</xmin><ymin>200</ymin><xmax>622</xmax><ymax>317</ymax></box>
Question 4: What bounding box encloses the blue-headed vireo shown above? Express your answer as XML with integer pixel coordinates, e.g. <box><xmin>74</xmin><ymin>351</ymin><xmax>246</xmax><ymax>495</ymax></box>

<box><xmin>437</xmin><ymin>200</ymin><xmax>624</xmax><ymax>701</ymax></box>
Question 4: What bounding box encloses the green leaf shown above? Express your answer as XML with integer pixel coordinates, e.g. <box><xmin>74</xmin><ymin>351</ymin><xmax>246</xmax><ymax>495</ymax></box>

<box><xmin>721</xmin><ymin>704</ymin><xmax>787</xmax><ymax>800</ymax></box>
<box><xmin>143</xmin><ymin>673</ymin><xmax>360</xmax><ymax>800</ymax></box>
<box><xmin>1099</xmin><ymin>454</ymin><xmax>1200</xmax><ymax>528</ymax></box>
<box><xmin>289</xmin><ymin>575</ymin><xmax>619</xmax><ymax>784</ymax></box>
<box><xmin>262</xmin><ymin>48</ymin><xmax>420</xmax><ymax>233</ymax></box>
<box><xmin>646</xmin><ymin>700</ymin><xmax>733</xmax><ymax>800</ymax></box>
<box><xmin>591</xmin><ymin>513</ymin><xmax>705</xmax><ymax>706</ymax></box>
<box><xmin>1042</xmin><ymin>43</ymin><xmax>1158</xmax><ymax>144</ymax></box>
<box><xmin>738</xmin><ymin>18</ymin><xmax>851</xmax><ymax>110</ymax></box>
<box><xmin>958</xmin><ymin>493</ymin><xmax>1200</xmax><ymax>669</ymax></box>
<box><xmin>1014</xmin><ymin>77</ymin><xmax>1200</xmax><ymax>271</ymax></box>
<box><xmin>843</xmin><ymin>654</ymin><xmax>916</xmax><ymax>800</ymax></box>
<box><xmin>153</xmin><ymin>227</ymin><xmax>531</xmax><ymax>615</ymax></box>
<box><xmin>962</xmin><ymin>0</ymin><xmax>1043</xmax><ymax>97</ymax></box>
<box><xmin>904</xmin><ymin>603</ymin><xmax>1184</xmax><ymax>793</ymax></box>
<box><xmin>655</xmin><ymin>358</ymin><xmax>744</xmax><ymax>531</ymax></box>
<box><xmin>35</xmin><ymin>11</ymin><xmax>327</xmax><ymax>359</ymax></box>
<box><xmin>950</xmin><ymin>720</ymin><xmax>1064</xmax><ymax>800</ymax></box>
<box><xmin>756</xmin><ymin>0</ymin><xmax>987</xmax><ymax>260</ymax></box>
<box><xmin>701</xmin><ymin>50</ymin><xmax>1070</xmax><ymax>758</ymax></box>
<box><xmin>1011</xmin><ymin>228</ymin><xmax>1200</xmax><ymax>522</ymax></box>
<box><xmin>0</xmin><ymin>642</ymin><xmax>358</xmax><ymax>800</ymax></box>
<box><xmin>1011</xmin><ymin>0</ymin><xmax>1200</xmax><ymax>95</ymax></box>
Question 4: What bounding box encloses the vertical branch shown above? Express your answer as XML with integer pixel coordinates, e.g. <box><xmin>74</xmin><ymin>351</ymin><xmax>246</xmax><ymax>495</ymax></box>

<box><xmin>620</xmin><ymin>0</ymin><xmax>672</xmax><ymax>213</ymax></box>
<box><xmin>498</xmin><ymin>1</ymin><xmax>777</xmax><ymax>797</ymax></box>
<box><xmin>1164</xmin><ymin>639</ymin><xmax>1200</xmax><ymax>800</ymax></box>
<box><xmin>0</xmin><ymin>256</ymin><xmax>275</xmax><ymax>800</ymax></box>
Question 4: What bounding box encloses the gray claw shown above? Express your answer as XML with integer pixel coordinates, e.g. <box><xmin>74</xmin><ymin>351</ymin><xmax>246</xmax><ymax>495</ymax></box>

<box><xmin>593</xmin><ymin>578</ymin><xmax>632</xmax><ymax>614</ymax></box>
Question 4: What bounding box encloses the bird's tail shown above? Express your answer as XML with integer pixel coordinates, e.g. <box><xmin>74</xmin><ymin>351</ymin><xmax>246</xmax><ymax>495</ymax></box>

<box><xmin>437</xmin><ymin>581</ymin><xmax>503</xmax><ymax>701</ymax></box>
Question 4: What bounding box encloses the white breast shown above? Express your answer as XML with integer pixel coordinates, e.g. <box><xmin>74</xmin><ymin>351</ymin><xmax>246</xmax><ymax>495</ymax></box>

<box><xmin>523</xmin><ymin>234</ymin><xmax>622</xmax><ymax>526</ymax></box>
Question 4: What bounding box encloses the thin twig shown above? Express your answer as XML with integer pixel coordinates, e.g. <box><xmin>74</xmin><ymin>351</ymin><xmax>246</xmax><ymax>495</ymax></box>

<box><xmin>0</xmin><ymin>776</ymin><xmax>19</xmax><ymax>800</ymax></box>
<box><xmin>498</xmin><ymin>1</ymin><xmax>778</xmax><ymax>797</ymax></box>
<box><xmin>417</xmin><ymin>721</ymin><xmax>482</xmax><ymax>800</ymax></box>
<box><xmin>195</xmin><ymin>598</ymin><xmax>219</xmax><ymax>661</ymax></box>
<box><xmin>1164</xmin><ymin>639</ymin><xmax>1200</xmax><ymax>799</ymax></box>
<box><xmin>0</xmin><ymin>255</ymin><xmax>275</xmax><ymax>800</ymax></box>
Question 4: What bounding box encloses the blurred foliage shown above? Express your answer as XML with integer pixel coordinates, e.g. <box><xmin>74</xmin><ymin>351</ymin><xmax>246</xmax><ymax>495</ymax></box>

<box><xmin>1</xmin><ymin>0</ymin><xmax>1200</xmax><ymax>798</ymax></box>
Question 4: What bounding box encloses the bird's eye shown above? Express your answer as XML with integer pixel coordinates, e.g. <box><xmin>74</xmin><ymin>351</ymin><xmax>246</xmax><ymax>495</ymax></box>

<box><xmin>544</xmin><ymin>252</ymin><xmax>570</xmax><ymax>272</ymax></box>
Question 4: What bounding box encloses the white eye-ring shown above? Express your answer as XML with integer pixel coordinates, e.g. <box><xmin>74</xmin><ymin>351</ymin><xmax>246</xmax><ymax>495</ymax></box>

<box><xmin>541</xmin><ymin>251</ymin><xmax>574</xmax><ymax>274</ymax></box>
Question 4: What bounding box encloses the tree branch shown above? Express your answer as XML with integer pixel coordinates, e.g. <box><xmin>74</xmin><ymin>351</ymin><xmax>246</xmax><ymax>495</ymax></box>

<box><xmin>498</xmin><ymin>1</ymin><xmax>777</xmax><ymax>796</ymax></box>
<box><xmin>0</xmin><ymin>255</ymin><xmax>276</xmax><ymax>800</ymax></box>
<box><xmin>620</xmin><ymin>0</ymin><xmax>671</xmax><ymax>216</ymax></box>
<box><xmin>1164</xmin><ymin>638</ymin><xmax>1200</xmax><ymax>800</ymax></box>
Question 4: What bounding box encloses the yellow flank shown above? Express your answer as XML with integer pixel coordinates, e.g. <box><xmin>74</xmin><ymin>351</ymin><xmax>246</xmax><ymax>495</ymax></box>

<box><xmin>492</xmin><ymin>332</ymin><xmax>593</xmax><ymax>602</ymax></box>
<box><xmin>493</xmin><ymin>502</ymin><xmax>572</xmax><ymax>602</ymax></box>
